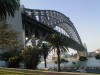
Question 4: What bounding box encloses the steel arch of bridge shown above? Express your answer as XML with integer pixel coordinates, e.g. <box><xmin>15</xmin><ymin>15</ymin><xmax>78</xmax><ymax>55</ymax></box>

<box><xmin>22</xmin><ymin>8</ymin><xmax>86</xmax><ymax>52</ymax></box>
<box><xmin>23</xmin><ymin>8</ymin><xmax>82</xmax><ymax>45</ymax></box>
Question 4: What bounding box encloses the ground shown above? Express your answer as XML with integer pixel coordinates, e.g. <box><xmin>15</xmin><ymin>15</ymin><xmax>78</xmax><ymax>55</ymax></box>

<box><xmin>0</xmin><ymin>68</ymin><xmax>99</xmax><ymax>75</ymax></box>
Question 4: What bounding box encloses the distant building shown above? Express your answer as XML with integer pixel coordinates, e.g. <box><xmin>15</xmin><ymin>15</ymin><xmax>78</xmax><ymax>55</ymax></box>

<box><xmin>95</xmin><ymin>49</ymin><xmax>100</xmax><ymax>54</ymax></box>
<box><xmin>88</xmin><ymin>49</ymin><xmax>100</xmax><ymax>57</ymax></box>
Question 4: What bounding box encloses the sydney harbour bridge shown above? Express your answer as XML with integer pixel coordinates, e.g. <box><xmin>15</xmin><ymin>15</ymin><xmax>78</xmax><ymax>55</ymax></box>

<box><xmin>21</xmin><ymin>7</ymin><xmax>86</xmax><ymax>57</ymax></box>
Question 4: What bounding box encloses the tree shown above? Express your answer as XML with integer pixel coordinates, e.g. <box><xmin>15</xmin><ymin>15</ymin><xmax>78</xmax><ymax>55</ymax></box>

<box><xmin>78</xmin><ymin>56</ymin><xmax>88</xmax><ymax>67</ymax></box>
<box><xmin>95</xmin><ymin>54</ymin><xmax>100</xmax><ymax>60</ymax></box>
<box><xmin>21</xmin><ymin>46</ymin><xmax>42</xmax><ymax>69</ymax></box>
<box><xmin>41</xmin><ymin>43</ymin><xmax>50</xmax><ymax>68</ymax></box>
<box><xmin>48</xmin><ymin>33</ymin><xmax>69</xmax><ymax>72</ymax></box>
<box><xmin>60</xmin><ymin>59</ymin><xmax>68</xmax><ymax>63</ymax></box>
<box><xmin>0</xmin><ymin>22</ymin><xmax>19</xmax><ymax>49</ymax></box>
<box><xmin>79</xmin><ymin>56</ymin><xmax>88</xmax><ymax>62</ymax></box>
<box><xmin>72</xmin><ymin>62</ymin><xmax>76</xmax><ymax>65</ymax></box>
<box><xmin>0</xmin><ymin>0</ymin><xmax>19</xmax><ymax>20</ymax></box>
<box><xmin>60</xmin><ymin>59</ymin><xmax>68</xmax><ymax>67</ymax></box>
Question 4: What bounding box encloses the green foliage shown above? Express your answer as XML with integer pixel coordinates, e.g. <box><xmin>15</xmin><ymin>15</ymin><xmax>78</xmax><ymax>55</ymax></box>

<box><xmin>48</xmin><ymin>33</ymin><xmax>69</xmax><ymax>54</ymax></box>
<box><xmin>0</xmin><ymin>0</ymin><xmax>19</xmax><ymax>20</ymax></box>
<box><xmin>72</xmin><ymin>62</ymin><xmax>75</xmax><ymax>64</ymax></box>
<box><xmin>79</xmin><ymin>56</ymin><xmax>88</xmax><ymax>61</ymax></box>
<box><xmin>54</xmin><ymin>59</ymin><xmax>68</xmax><ymax>64</ymax></box>
<box><xmin>0</xmin><ymin>69</ymin><xmax>44</xmax><ymax>75</ymax></box>
<box><xmin>41</xmin><ymin>43</ymin><xmax>50</xmax><ymax>68</ymax></box>
<box><xmin>8</xmin><ymin>56</ymin><xmax>21</xmax><ymax>68</ymax></box>
<box><xmin>0</xmin><ymin>22</ymin><xmax>19</xmax><ymax>49</ymax></box>
<box><xmin>48</xmin><ymin>34</ymin><xmax>63</xmax><ymax>47</ymax></box>
<box><xmin>60</xmin><ymin>59</ymin><xmax>68</xmax><ymax>63</ymax></box>
<box><xmin>95</xmin><ymin>54</ymin><xmax>100</xmax><ymax>59</ymax></box>
<box><xmin>48</xmin><ymin>33</ymin><xmax>69</xmax><ymax>72</ymax></box>
<box><xmin>21</xmin><ymin>46</ymin><xmax>42</xmax><ymax>69</ymax></box>
<box><xmin>41</xmin><ymin>43</ymin><xmax>50</xmax><ymax>59</ymax></box>
<box><xmin>0</xmin><ymin>49</ymin><xmax>18</xmax><ymax>60</ymax></box>
<box><xmin>0</xmin><ymin>49</ymin><xmax>21</xmax><ymax>68</ymax></box>
<box><xmin>54</xmin><ymin>61</ymin><xmax>57</xmax><ymax>64</ymax></box>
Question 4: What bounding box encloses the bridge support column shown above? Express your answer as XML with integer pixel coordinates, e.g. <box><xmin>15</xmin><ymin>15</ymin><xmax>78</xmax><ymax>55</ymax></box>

<box><xmin>6</xmin><ymin>6</ymin><xmax>25</xmax><ymax>49</ymax></box>
<box><xmin>31</xmin><ymin>35</ymin><xmax>37</xmax><ymax>46</ymax></box>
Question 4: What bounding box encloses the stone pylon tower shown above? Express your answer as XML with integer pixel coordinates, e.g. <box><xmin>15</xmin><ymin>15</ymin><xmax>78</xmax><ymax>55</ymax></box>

<box><xmin>5</xmin><ymin>1</ymin><xmax>25</xmax><ymax>51</ymax></box>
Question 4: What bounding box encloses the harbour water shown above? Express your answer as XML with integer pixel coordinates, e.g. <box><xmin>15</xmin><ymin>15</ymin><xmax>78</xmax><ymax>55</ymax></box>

<box><xmin>38</xmin><ymin>57</ymin><xmax>100</xmax><ymax>69</ymax></box>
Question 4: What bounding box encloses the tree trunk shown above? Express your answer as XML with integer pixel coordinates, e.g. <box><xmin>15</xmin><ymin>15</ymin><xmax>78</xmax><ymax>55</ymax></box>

<box><xmin>44</xmin><ymin>52</ymin><xmax>47</xmax><ymax>68</ymax></box>
<box><xmin>44</xmin><ymin>57</ymin><xmax>47</xmax><ymax>68</ymax></box>
<box><xmin>57</xmin><ymin>44</ymin><xmax>61</xmax><ymax>72</ymax></box>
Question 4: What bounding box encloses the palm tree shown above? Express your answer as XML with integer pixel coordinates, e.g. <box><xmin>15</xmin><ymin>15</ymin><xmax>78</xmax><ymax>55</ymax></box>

<box><xmin>0</xmin><ymin>0</ymin><xmax>19</xmax><ymax>20</ymax></box>
<box><xmin>41</xmin><ymin>43</ymin><xmax>50</xmax><ymax>68</ymax></box>
<box><xmin>48</xmin><ymin>33</ymin><xmax>68</xmax><ymax>72</ymax></box>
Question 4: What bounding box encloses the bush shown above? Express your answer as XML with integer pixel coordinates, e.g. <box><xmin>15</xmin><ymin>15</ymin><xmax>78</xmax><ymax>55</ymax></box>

<box><xmin>72</xmin><ymin>62</ymin><xmax>76</xmax><ymax>65</ymax></box>
<box><xmin>54</xmin><ymin>59</ymin><xmax>68</xmax><ymax>64</ymax></box>
<box><xmin>21</xmin><ymin>46</ymin><xmax>42</xmax><ymax>69</ymax></box>
<box><xmin>0</xmin><ymin>50</ymin><xmax>22</xmax><ymax>68</ymax></box>
<box><xmin>79</xmin><ymin>56</ymin><xmax>88</xmax><ymax>61</ymax></box>
<box><xmin>8</xmin><ymin>56</ymin><xmax>21</xmax><ymax>68</ymax></box>
<box><xmin>54</xmin><ymin>61</ymin><xmax>57</xmax><ymax>64</ymax></box>
<box><xmin>60</xmin><ymin>59</ymin><xmax>68</xmax><ymax>63</ymax></box>
<box><xmin>95</xmin><ymin>54</ymin><xmax>100</xmax><ymax>59</ymax></box>
<box><xmin>0</xmin><ymin>50</ymin><xmax>19</xmax><ymax>61</ymax></box>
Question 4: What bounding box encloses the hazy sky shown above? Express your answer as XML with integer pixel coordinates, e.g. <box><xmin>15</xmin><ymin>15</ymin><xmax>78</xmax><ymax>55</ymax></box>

<box><xmin>20</xmin><ymin>0</ymin><xmax>100</xmax><ymax>52</ymax></box>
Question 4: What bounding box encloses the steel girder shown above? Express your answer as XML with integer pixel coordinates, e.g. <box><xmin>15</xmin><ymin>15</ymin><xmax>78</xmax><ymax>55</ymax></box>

<box><xmin>23</xmin><ymin>8</ymin><xmax>82</xmax><ymax>45</ymax></box>
<box><xmin>22</xmin><ymin>8</ymin><xmax>87</xmax><ymax>52</ymax></box>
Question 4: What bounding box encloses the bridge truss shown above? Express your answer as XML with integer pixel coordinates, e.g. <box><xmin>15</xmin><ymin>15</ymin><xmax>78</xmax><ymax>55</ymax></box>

<box><xmin>22</xmin><ymin>8</ymin><xmax>86</xmax><ymax>55</ymax></box>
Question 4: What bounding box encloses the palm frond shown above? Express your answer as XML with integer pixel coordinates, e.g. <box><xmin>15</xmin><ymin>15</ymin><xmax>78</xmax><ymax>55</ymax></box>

<box><xmin>0</xmin><ymin>0</ymin><xmax>19</xmax><ymax>20</ymax></box>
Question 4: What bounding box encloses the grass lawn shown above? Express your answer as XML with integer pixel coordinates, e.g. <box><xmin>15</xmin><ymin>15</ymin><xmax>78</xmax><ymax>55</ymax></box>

<box><xmin>0</xmin><ymin>68</ymin><xmax>100</xmax><ymax>75</ymax></box>
<box><xmin>0</xmin><ymin>69</ymin><xmax>44</xmax><ymax>75</ymax></box>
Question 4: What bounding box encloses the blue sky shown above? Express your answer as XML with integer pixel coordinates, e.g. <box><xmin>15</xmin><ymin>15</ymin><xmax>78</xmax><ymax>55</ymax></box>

<box><xmin>20</xmin><ymin>0</ymin><xmax>100</xmax><ymax>52</ymax></box>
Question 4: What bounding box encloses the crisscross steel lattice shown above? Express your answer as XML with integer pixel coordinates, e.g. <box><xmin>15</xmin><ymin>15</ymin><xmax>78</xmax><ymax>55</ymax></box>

<box><xmin>23</xmin><ymin>8</ymin><xmax>83</xmax><ymax>45</ymax></box>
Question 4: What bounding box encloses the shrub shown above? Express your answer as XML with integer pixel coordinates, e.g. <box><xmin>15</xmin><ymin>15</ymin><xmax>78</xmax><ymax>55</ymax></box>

<box><xmin>8</xmin><ymin>56</ymin><xmax>21</xmax><ymax>68</ymax></box>
<box><xmin>79</xmin><ymin>56</ymin><xmax>88</xmax><ymax>61</ymax></box>
<box><xmin>0</xmin><ymin>49</ymin><xmax>22</xmax><ymax>68</ymax></box>
<box><xmin>21</xmin><ymin>46</ymin><xmax>42</xmax><ymax>69</ymax></box>
<box><xmin>60</xmin><ymin>59</ymin><xmax>68</xmax><ymax>63</ymax></box>
<box><xmin>95</xmin><ymin>54</ymin><xmax>100</xmax><ymax>59</ymax></box>
<box><xmin>54</xmin><ymin>59</ymin><xmax>68</xmax><ymax>64</ymax></box>
<box><xmin>72</xmin><ymin>62</ymin><xmax>76</xmax><ymax>65</ymax></box>
<box><xmin>54</xmin><ymin>61</ymin><xmax>57</xmax><ymax>64</ymax></box>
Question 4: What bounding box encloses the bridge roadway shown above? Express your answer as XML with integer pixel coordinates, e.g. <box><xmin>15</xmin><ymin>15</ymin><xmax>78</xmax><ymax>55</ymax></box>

<box><xmin>22</xmin><ymin>8</ymin><xmax>86</xmax><ymax>52</ymax></box>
